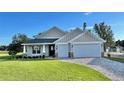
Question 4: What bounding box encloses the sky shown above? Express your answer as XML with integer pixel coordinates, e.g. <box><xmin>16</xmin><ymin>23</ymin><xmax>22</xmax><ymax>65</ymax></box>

<box><xmin>0</xmin><ymin>12</ymin><xmax>124</xmax><ymax>45</ymax></box>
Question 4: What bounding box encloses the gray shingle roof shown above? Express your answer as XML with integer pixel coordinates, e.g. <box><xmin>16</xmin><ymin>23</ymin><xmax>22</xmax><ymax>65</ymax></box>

<box><xmin>26</xmin><ymin>38</ymin><xmax>58</xmax><ymax>43</ymax></box>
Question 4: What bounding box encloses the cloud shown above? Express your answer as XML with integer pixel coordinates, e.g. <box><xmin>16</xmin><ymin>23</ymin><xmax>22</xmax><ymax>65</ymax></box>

<box><xmin>84</xmin><ymin>12</ymin><xmax>92</xmax><ymax>15</ymax></box>
<box><xmin>68</xmin><ymin>27</ymin><xmax>77</xmax><ymax>30</ymax></box>
<box><xmin>87</xmin><ymin>26</ymin><xmax>93</xmax><ymax>29</ymax></box>
<box><xmin>68</xmin><ymin>26</ymin><xmax>93</xmax><ymax>31</ymax></box>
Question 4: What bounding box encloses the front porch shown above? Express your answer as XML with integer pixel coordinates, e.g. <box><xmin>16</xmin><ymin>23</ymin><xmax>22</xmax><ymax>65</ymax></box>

<box><xmin>23</xmin><ymin>44</ymin><xmax>55</xmax><ymax>57</ymax></box>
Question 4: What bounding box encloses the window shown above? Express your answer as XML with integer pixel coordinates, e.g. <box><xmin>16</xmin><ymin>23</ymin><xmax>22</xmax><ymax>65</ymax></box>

<box><xmin>37</xmin><ymin>50</ymin><xmax>41</xmax><ymax>54</ymax></box>
<box><xmin>32</xmin><ymin>46</ymin><xmax>41</xmax><ymax>54</ymax></box>
<box><xmin>32</xmin><ymin>49</ymin><xmax>36</xmax><ymax>54</ymax></box>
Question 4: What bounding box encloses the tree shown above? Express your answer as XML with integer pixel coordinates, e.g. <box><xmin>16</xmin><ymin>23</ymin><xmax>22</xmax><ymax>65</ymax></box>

<box><xmin>12</xmin><ymin>33</ymin><xmax>29</xmax><ymax>44</ymax></box>
<box><xmin>83</xmin><ymin>22</ymin><xmax>87</xmax><ymax>31</ymax></box>
<box><xmin>0</xmin><ymin>45</ymin><xmax>8</xmax><ymax>51</ymax></box>
<box><xmin>94</xmin><ymin>22</ymin><xmax>114</xmax><ymax>51</ymax></box>
<box><xmin>8</xmin><ymin>33</ymin><xmax>29</xmax><ymax>56</ymax></box>
<box><xmin>12</xmin><ymin>33</ymin><xmax>29</xmax><ymax>52</ymax></box>
<box><xmin>8</xmin><ymin>43</ymin><xmax>21</xmax><ymax>58</ymax></box>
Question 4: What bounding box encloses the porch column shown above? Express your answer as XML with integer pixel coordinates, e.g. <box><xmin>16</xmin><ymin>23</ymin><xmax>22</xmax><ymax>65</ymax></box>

<box><xmin>43</xmin><ymin>45</ymin><xmax>46</xmax><ymax>54</ymax></box>
<box><xmin>23</xmin><ymin>45</ymin><xmax>26</xmax><ymax>54</ymax></box>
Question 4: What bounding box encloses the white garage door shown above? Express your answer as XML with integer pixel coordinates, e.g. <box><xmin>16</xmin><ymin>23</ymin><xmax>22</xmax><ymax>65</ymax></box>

<box><xmin>58</xmin><ymin>44</ymin><xmax>68</xmax><ymax>58</ymax></box>
<box><xmin>73</xmin><ymin>43</ymin><xmax>101</xmax><ymax>57</ymax></box>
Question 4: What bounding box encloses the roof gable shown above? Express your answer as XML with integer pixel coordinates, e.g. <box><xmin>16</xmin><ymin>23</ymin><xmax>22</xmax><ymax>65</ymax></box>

<box><xmin>69</xmin><ymin>31</ymin><xmax>105</xmax><ymax>43</ymax></box>
<box><xmin>35</xmin><ymin>26</ymin><xmax>66</xmax><ymax>39</ymax></box>
<box><xmin>54</xmin><ymin>28</ymin><xmax>83</xmax><ymax>43</ymax></box>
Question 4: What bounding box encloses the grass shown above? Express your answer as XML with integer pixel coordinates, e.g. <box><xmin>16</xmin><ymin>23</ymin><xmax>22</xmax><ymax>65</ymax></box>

<box><xmin>107</xmin><ymin>57</ymin><xmax>124</xmax><ymax>63</ymax></box>
<box><xmin>0</xmin><ymin>51</ymin><xmax>110</xmax><ymax>81</ymax></box>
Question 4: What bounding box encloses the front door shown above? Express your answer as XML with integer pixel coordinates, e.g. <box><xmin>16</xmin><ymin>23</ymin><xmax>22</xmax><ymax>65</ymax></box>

<box><xmin>49</xmin><ymin>45</ymin><xmax>55</xmax><ymax>56</ymax></box>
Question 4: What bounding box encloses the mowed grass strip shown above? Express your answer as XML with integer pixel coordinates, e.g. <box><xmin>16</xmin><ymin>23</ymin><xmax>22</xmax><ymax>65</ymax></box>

<box><xmin>108</xmin><ymin>57</ymin><xmax>124</xmax><ymax>63</ymax></box>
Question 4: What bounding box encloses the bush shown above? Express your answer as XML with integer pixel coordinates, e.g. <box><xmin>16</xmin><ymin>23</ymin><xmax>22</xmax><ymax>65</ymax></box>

<box><xmin>24</xmin><ymin>56</ymin><xmax>27</xmax><ymax>59</ymax></box>
<box><xmin>8</xmin><ymin>51</ymin><xmax>17</xmax><ymax>59</ymax></box>
<box><xmin>107</xmin><ymin>53</ymin><xmax>111</xmax><ymax>58</ymax></box>
<box><xmin>28</xmin><ymin>56</ymin><xmax>31</xmax><ymax>59</ymax></box>
<box><xmin>8</xmin><ymin>51</ymin><xmax>17</xmax><ymax>55</ymax></box>
<box><xmin>39</xmin><ymin>55</ymin><xmax>42</xmax><ymax>58</ymax></box>
<box><xmin>33</xmin><ymin>56</ymin><xmax>36</xmax><ymax>59</ymax></box>
<box><xmin>42</xmin><ymin>55</ymin><xmax>45</xmax><ymax>59</ymax></box>
<box><xmin>18</xmin><ymin>55</ymin><xmax>22</xmax><ymax>59</ymax></box>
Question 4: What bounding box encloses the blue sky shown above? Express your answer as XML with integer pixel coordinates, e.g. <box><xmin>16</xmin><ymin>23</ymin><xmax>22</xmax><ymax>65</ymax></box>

<box><xmin>0</xmin><ymin>12</ymin><xmax>124</xmax><ymax>45</ymax></box>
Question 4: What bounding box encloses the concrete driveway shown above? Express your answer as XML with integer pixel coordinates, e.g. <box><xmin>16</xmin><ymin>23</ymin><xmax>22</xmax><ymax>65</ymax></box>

<box><xmin>61</xmin><ymin>58</ymin><xmax>124</xmax><ymax>81</ymax></box>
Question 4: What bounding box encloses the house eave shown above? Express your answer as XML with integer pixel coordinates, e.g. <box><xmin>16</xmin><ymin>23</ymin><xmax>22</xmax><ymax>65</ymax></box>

<box><xmin>22</xmin><ymin>43</ymin><xmax>54</xmax><ymax>45</ymax></box>
<box><xmin>72</xmin><ymin>41</ymin><xmax>104</xmax><ymax>44</ymax></box>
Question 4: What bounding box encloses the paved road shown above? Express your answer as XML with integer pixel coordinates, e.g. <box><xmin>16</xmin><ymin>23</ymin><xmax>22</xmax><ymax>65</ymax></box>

<box><xmin>61</xmin><ymin>58</ymin><xmax>124</xmax><ymax>81</ymax></box>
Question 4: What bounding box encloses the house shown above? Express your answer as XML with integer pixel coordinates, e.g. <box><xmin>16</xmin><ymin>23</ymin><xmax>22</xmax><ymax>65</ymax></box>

<box><xmin>22</xmin><ymin>26</ymin><xmax>105</xmax><ymax>58</ymax></box>
<box><xmin>106</xmin><ymin>46</ymin><xmax>123</xmax><ymax>53</ymax></box>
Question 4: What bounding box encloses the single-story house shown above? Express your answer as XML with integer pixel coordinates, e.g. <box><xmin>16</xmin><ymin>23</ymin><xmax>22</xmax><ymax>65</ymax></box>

<box><xmin>106</xmin><ymin>46</ymin><xmax>123</xmax><ymax>53</ymax></box>
<box><xmin>22</xmin><ymin>26</ymin><xmax>105</xmax><ymax>58</ymax></box>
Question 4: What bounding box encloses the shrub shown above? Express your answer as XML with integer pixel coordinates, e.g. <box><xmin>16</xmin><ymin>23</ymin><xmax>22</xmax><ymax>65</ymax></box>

<box><xmin>28</xmin><ymin>56</ymin><xmax>31</xmax><ymax>59</ymax></box>
<box><xmin>39</xmin><ymin>55</ymin><xmax>42</xmax><ymax>58</ymax></box>
<box><xmin>24</xmin><ymin>56</ymin><xmax>27</xmax><ymax>59</ymax></box>
<box><xmin>33</xmin><ymin>56</ymin><xmax>36</xmax><ymax>59</ymax></box>
<box><xmin>107</xmin><ymin>53</ymin><xmax>111</xmax><ymax>58</ymax></box>
<box><xmin>8</xmin><ymin>51</ymin><xmax>17</xmax><ymax>59</ymax></box>
<box><xmin>42</xmin><ymin>55</ymin><xmax>45</xmax><ymax>59</ymax></box>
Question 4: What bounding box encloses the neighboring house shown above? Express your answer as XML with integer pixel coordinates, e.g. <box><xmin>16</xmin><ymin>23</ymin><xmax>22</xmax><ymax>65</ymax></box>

<box><xmin>22</xmin><ymin>26</ymin><xmax>105</xmax><ymax>58</ymax></box>
<box><xmin>106</xmin><ymin>46</ymin><xmax>123</xmax><ymax>53</ymax></box>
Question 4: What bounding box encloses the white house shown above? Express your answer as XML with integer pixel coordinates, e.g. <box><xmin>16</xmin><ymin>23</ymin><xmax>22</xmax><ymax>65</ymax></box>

<box><xmin>106</xmin><ymin>46</ymin><xmax>123</xmax><ymax>53</ymax></box>
<box><xmin>22</xmin><ymin>26</ymin><xmax>105</xmax><ymax>58</ymax></box>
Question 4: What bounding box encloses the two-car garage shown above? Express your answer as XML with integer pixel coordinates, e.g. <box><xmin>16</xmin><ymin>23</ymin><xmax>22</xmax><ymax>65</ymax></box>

<box><xmin>57</xmin><ymin>43</ymin><xmax>102</xmax><ymax>58</ymax></box>
<box><xmin>56</xmin><ymin>31</ymin><xmax>104</xmax><ymax>58</ymax></box>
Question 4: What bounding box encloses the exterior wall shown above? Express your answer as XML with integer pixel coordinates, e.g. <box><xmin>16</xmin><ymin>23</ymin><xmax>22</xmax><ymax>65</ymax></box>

<box><xmin>55</xmin><ymin>28</ymin><xmax>82</xmax><ymax>43</ymax></box>
<box><xmin>26</xmin><ymin>46</ymin><xmax>33</xmax><ymax>56</ymax></box>
<box><xmin>101</xmin><ymin>43</ymin><xmax>104</xmax><ymax>52</ymax></box>
<box><xmin>25</xmin><ymin>45</ymin><xmax>49</xmax><ymax>57</ymax></box>
<box><xmin>72</xmin><ymin>32</ymin><xmax>101</xmax><ymax>42</ymax></box>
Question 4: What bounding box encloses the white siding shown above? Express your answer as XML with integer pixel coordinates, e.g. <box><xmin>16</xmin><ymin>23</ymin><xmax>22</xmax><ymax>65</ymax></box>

<box><xmin>26</xmin><ymin>46</ymin><xmax>32</xmax><ymax>56</ymax></box>
<box><xmin>72</xmin><ymin>32</ymin><xmax>101</xmax><ymax>42</ymax></box>
<box><xmin>55</xmin><ymin>28</ymin><xmax>83</xmax><ymax>43</ymax></box>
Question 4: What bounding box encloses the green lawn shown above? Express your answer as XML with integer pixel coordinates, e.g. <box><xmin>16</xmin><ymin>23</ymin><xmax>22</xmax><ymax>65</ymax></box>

<box><xmin>108</xmin><ymin>57</ymin><xmax>124</xmax><ymax>63</ymax></box>
<box><xmin>0</xmin><ymin>51</ymin><xmax>110</xmax><ymax>81</ymax></box>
